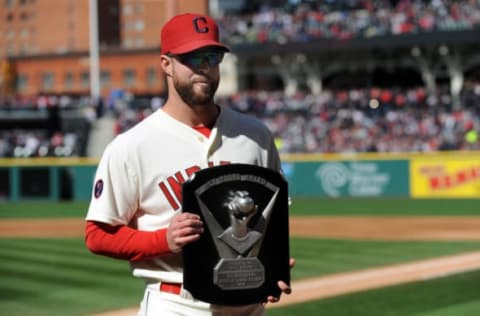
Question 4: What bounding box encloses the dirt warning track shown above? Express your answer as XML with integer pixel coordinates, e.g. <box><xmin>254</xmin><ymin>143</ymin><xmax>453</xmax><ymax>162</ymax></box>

<box><xmin>2</xmin><ymin>216</ymin><xmax>480</xmax><ymax>240</ymax></box>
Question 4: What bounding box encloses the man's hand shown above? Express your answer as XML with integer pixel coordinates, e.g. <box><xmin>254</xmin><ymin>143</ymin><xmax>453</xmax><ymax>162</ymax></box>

<box><xmin>167</xmin><ymin>212</ymin><xmax>204</xmax><ymax>253</ymax></box>
<box><xmin>265</xmin><ymin>258</ymin><xmax>296</xmax><ymax>304</ymax></box>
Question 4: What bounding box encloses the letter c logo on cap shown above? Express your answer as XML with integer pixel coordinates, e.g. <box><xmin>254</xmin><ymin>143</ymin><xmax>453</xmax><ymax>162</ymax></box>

<box><xmin>193</xmin><ymin>17</ymin><xmax>208</xmax><ymax>33</ymax></box>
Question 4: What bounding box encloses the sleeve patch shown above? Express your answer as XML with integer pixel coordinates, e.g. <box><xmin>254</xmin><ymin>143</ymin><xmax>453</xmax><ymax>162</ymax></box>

<box><xmin>94</xmin><ymin>179</ymin><xmax>104</xmax><ymax>198</ymax></box>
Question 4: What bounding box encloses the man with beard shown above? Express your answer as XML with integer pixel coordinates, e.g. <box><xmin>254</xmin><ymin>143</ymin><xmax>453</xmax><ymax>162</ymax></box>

<box><xmin>84</xmin><ymin>13</ymin><xmax>292</xmax><ymax>316</ymax></box>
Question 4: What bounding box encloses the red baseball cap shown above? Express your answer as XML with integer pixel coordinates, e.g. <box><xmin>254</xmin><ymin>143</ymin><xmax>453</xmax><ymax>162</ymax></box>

<box><xmin>161</xmin><ymin>13</ymin><xmax>230</xmax><ymax>55</ymax></box>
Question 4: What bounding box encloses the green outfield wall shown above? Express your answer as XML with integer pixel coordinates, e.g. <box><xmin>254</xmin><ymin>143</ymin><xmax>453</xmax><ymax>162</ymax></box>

<box><xmin>0</xmin><ymin>158</ymin><xmax>98</xmax><ymax>201</ymax></box>
<box><xmin>282</xmin><ymin>151</ymin><xmax>480</xmax><ymax>198</ymax></box>
<box><xmin>0</xmin><ymin>151</ymin><xmax>479</xmax><ymax>201</ymax></box>
<box><xmin>281</xmin><ymin>160</ymin><xmax>409</xmax><ymax>197</ymax></box>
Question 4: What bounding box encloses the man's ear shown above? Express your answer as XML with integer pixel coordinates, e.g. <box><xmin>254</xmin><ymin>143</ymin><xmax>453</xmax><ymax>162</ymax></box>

<box><xmin>159</xmin><ymin>55</ymin><xmax>172</xmax><ymax>76</ymax></box>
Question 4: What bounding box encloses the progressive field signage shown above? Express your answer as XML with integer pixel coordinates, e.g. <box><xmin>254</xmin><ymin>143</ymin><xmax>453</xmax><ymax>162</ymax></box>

<box><xmin>282</xmin><ymin>160</ymin><xmax>409</xmax><ymax>197</ymax></box>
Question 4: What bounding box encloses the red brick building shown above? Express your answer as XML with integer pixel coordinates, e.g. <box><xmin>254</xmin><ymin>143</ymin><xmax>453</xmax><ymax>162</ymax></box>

<box><xmin>0</xmin><ymin>0</ymin><xmax>208</xmax><ymax>98</ymax></box>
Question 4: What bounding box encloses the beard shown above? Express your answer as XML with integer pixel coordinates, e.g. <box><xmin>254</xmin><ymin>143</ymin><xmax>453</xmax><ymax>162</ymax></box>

<box><xmin>173</xmin><ymin>74</ymin><xmax>219</xmax><ymax>106</ymax></box>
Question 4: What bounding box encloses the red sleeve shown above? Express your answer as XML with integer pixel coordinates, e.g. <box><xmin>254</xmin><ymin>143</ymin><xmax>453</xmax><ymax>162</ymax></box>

<box><xmin>85</xmin><ymin>220</ymin><xmax>172</xmax><ymax>261</ymax></box>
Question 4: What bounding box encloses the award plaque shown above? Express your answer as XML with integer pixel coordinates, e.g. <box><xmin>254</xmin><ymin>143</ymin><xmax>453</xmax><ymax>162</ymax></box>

<box><xmin>182</xmin><ymin>164</ymin><xmax>290</xmax><ymax>306</ymax></box>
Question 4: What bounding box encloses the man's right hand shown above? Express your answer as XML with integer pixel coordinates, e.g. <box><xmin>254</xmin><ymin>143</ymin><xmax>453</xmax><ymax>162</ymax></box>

<box><xmin>167</xmin><ymin>213</ymin><xmax>204</xmax><ymax>253</ymax></box>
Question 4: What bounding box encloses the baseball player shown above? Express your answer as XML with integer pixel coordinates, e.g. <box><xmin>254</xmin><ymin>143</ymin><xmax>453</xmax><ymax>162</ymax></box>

<box><xmin>85</xmin><ymin>13</ymin><xmax>293</xmax><ymax>316</ymax></box>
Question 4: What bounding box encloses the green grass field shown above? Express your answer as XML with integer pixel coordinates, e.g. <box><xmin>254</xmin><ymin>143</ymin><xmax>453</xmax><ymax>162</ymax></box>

<box><xmin>0</xmin><ymin>198</ymin><xmax>479</xmax><ymax>315</ymax></box>
<box><xmin>268</xmin><ymin>269</ymin><xmax>480</xmax><ymax>316</ymax></box>
<box><xmin>1</xmin><ymin>198</ymin><xmax>479</xmax><ymax>218</ymax></box>
<box><xmin>1</xmin><ymin>237</ymin><xmax>480</xmax><ymax>316</ymax></box>
<box><xmin>289</xmin><ymin>197</ymin><xmax>480</xmax><ymax>216</ymax></box>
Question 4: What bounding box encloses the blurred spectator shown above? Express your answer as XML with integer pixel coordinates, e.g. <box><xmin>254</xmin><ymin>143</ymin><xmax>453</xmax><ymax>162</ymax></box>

<box><xmin>105</xmin><ymin>83</ymin><xmax>480</xmax><ymax>154</ymax></box>
<box><xmin>0</xmin><ymin>95</ymin><xmax>93</xmax><ymax>157</ymax></box>
<box><xmin>2</xmin><ymin>86</ymin><xmax>479</xmax><ymax>157</ymax></box>
<box><xmin>217</xmin><ymin>0</ymin><xmax>480</xmax><ymax>45</ymax></box>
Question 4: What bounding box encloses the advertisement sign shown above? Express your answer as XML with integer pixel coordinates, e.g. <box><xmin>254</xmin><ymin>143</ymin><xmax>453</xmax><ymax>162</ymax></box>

<box><xmin>411</xmin><ymin>157</ymin><xmax>480</xmax><ymax>198</ymax></box>
<box><xmin>282</xmin><ymin>160</ymin><xmax>409</xmax><ymax>197</ymax></box>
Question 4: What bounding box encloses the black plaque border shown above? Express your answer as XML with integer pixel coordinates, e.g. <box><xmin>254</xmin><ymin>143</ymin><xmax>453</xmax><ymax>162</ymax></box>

<box><xmin>182</xmin><ymin>163</ymin><xmax>290</xmax><ymax>306</ymax></box>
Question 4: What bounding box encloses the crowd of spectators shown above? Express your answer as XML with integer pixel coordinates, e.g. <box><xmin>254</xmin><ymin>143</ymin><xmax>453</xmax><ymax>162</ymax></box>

<box><xmin>0</xmin><ymin>95</ymin><xmax>96</xmax><ymax>158</ymax></box>
<box><xmin>111</xmin><ymin>96</ymin><xmax>163</xmax><ymax>135</ymax></box>
<box><xmin>112</xmin><ymin>82</ymin><xmax>480</xmax><ymax>154</ymax></box>
<box><xmin>0</xmin><ymin>130</ymin><xmax>80</xmax><ymax>158</ymax></box>
<box><xmin>218</xmin><ymin>83</ymin><xmax>480</xmax><ymax>153</ymax></box>
<box><xmin>218</xmin><ymin>0</ymin><xmax>480</xmax><ymax>45</ymax></box>
<box><xmin>2</xmin><ymin>83</ymin><xmax>479</xmax><ymax>157</ymax></box>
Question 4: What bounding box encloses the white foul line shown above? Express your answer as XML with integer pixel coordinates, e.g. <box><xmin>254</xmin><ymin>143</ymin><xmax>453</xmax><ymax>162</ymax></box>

<box><xmin>270</xmin><ymin>251</ymin><xmax>480</xmax><ymax>308</ymax></box>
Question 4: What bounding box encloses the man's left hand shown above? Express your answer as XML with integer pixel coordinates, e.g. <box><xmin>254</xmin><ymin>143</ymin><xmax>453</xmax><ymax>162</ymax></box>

<box><xmin>265</xmin><ymin>258</ymin><xmax>295</xmax><ymax>304</ymax></box>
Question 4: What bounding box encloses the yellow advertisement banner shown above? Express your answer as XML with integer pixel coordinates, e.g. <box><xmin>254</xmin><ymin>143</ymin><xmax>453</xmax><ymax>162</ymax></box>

<box><xmin>411</xmin><ymin>155</ymin><xmax>480</xmax><ymax>198</ymax></box>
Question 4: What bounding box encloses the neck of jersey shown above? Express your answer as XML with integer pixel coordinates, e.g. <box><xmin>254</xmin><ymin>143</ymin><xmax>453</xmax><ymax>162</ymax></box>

<box><xmin>192</xmin><ymin>125</ymin><xmax>212</xmax><ymax>138</ymax></box>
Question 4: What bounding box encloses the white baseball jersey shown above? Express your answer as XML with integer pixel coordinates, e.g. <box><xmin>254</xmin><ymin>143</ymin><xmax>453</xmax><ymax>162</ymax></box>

<box><xmin>86</xmin><ymin>106</ymin><xmax>281</xmax><ymax>283</ymax></box>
